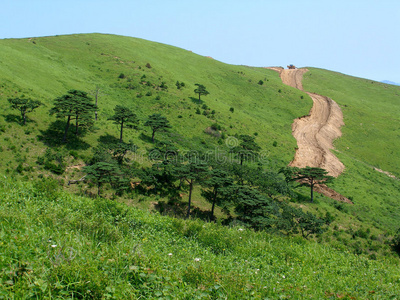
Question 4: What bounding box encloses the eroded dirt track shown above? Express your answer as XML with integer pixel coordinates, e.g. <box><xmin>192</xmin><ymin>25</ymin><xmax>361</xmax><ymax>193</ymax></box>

<box><xmin>269</xmin><ymin>67</ymin><xmax>351</xmax><ymax>203</ymax></box>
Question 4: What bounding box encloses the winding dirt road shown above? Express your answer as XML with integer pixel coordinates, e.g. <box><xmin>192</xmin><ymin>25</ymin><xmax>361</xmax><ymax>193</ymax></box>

<box><xmin>269</xmin><ymin>67</ymin><xmax>351</xmax><ymax>203</ymax></box>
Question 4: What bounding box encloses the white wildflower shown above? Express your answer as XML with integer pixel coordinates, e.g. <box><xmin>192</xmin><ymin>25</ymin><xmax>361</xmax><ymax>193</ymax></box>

<box><xmin>168</xmin><ymin>253</ymin><xmax>173</xmax><ymax>256</ymax></box>
<box><xmin>51</xmin><ymin>244</ymin><xmax>57</xmax><ymax>248</ymax></box>
<box><xmin>194</xmin><ymin>258</ymin><xmax>201</xmax><ymax>262</ymax></box>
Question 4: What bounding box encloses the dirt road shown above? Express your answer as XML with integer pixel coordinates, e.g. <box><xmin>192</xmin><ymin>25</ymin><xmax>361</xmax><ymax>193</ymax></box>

<box><xmin>269</xmin><ymin>67</ymin><xmax>351</xmax><ymax>203</ymax></box>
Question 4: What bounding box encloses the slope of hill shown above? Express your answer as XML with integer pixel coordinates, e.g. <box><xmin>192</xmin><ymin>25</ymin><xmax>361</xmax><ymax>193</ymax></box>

<box><xmin>0</xmin><ymin>33</ymin><xmax>310</xmax><ymax>169</ymax></box>
<box><xmin>1</xmin><ymin>33</ymin><xmax>400</xmax><ymax>262</ymax></box>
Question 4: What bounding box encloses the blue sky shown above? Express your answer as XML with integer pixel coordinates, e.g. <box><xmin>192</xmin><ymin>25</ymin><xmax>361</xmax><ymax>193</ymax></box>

<box><xmin>1</xmin><ymin>0</ymin><xmax>400</xmax><ymax>82</ymax></box>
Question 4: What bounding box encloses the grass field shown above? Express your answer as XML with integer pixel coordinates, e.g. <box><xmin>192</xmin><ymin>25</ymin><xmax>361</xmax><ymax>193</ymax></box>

<box><xmin>1</xmin><ymin>178</ymin><xmax>399</xmax><ymax>299</ymax></box>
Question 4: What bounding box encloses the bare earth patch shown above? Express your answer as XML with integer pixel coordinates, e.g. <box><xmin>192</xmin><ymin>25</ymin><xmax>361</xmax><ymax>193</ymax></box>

<box><xmin>269</xmin><ymin>67</ymin><xmax>352</xmax><ymax>203</ymax></box>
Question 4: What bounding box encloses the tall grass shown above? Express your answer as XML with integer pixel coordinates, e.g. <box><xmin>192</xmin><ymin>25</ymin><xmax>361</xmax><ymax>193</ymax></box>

<box><xmin>1</xmin><ymin>177</ymin><xmax>399</xmax><ymax>298</ymax></box>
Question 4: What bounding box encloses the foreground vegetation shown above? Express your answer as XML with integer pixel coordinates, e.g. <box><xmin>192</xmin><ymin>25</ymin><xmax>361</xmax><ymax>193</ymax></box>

<box><xmin>1</xmin><ymin>178</ymin><xmax>399</xmax><ymax>299</ymax></box>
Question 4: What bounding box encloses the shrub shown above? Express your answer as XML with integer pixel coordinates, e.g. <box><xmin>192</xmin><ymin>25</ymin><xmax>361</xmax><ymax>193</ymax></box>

<box><xmin>159</xmin><ymin>82</ymin><xmax>168</xmax><ymax>91</ymax></box>
<box><xmin>146</xmin><ymin>91</ymin><xmax>152</xmax><ymax>97</ymax></box>
<box><xmin>229</xmin><ymin>107</ymin><xmax>234</xmax><ymax>113</ymax></box>
<box><xmin>118</xmin><ymin>73</ymin><xmax>125</xmax><ymax>79</ymax></box>
<box><xmin>258</xmin><ymin>80</ymin><xmax>264</xmax><ymax>85</ymax></box>
<box><xmin>272</xmin><ymin>141</ymin><xmax>278</xmax><ymax>147</ymax></box>
<box><xmin>145</xmin><ymin>63</ymin><xmax>152</xmax><ymax>68</ymax></box>
<box><xmin>392</xmin><ymin>228</ymin><xmax>400</xmax><ymax>254</ymax></box>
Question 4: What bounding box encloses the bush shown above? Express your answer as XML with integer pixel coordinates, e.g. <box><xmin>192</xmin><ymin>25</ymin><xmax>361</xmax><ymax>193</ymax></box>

<box><xmin>229</xmin><ymin>107</ymin><xmax>234</xmax><ymax>113</ymax></box>
<box><xmin>258</xmin><ymin>80</ymin><xmax>264</xmax><ymax>85</ymax></box>
<box><xmin>118</xmin><ymin>73</ymin><xmax>125</xmax><ymax>79</ymax></box>
<box><xmin>145</xmin><ymin>63</ymin><xmax>152</xmax><ymax>68</ymax></box>
<box><xmin>392</xmin><ymin>228</ymin><xmax>400</xmax><ymax>254</ymax></box>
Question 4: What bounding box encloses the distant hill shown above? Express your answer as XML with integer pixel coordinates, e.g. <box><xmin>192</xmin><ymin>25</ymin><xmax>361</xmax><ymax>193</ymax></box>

<box><xmin>381</xmin><ymin>80</ymin><xmax>400</xmax><ymax>86</ymax></box>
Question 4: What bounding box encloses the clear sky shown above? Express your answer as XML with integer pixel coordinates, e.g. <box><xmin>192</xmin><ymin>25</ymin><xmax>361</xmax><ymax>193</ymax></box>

<box><xmin>1</xmin><ymin>0</ymin><xmax>399</xmax><ymax>82</ymax></box>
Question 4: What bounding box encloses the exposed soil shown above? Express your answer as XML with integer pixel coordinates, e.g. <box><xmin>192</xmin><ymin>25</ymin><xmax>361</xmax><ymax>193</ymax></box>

<box><xmin>269</xmin><ymin>67</ymin><xmax>352</xmax><ymax>204</ymax></box>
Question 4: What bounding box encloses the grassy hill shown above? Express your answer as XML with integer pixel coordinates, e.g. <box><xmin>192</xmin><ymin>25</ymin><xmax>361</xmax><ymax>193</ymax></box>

<box><xmin>0</xmin><ymin>33</ymin><xmax>309</xmax><ymax>164</ymax></box>
<box><xmin>1</xmin><ymin>33</ymin><xmax>400</xmax><ymax>297</ymax></box>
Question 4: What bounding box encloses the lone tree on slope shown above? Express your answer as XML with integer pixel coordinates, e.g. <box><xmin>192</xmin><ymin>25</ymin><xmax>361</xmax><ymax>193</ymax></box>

<box><xmin>108</xmin><ymin>105</ymin><xmax>139</xmax><ymax>142</ymax></box>
<box><xmin>194</xmin><ymin>83</ymin><xmax>209</xmax><ymax>101</ymax></box>
<box><xmin>50</xmin><ymin>90</ymin><xmax>97</xmax><ymax>143</ymax></box>
<box><xmin>8</xmin><ymin>97</ymin><xmax>42</xmax><ymax>125</ymax></box>
<box><xmin>292</xmin><ymin>166</ymin><xmax>334</xmax><ymax>202</ymax></box>
<box><xmin>144</xmin><ymin>113</ymin><xmax>171</xmax><ymax>143</ymax></box>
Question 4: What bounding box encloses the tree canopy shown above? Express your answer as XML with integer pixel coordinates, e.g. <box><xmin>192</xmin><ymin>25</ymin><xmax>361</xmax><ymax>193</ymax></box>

<box><xmin>50</xmin><ymin>90</ymin><xmax>97</xmax><ymax>142</ymax></box>
<box><xmin>291</xmin><ymin>166</ymin><xmax>334</xmax><ymax>202</ymax></box>
<box><xmin>230</xmin><ymin>134</ymin><xmax>261</xmax><ymax>165</ymax></box>
<box><xmin>8</xmin><ymin>97</ymin><xmax>42</xmax><ymax>125</ymax></box>
<box><xmin>194</xmin><ymin>83</ymin><xmax>209</xmax><ymax>101</ymax></box>
<box><xmin>108</xmin><ymin>105</ymin><xmax>138</xmax><ymax>142</ymax></box>
<box><xmin>144</xmin><ymin>114</ymin><xmax>171</xmax><ymax>143</ymax></box>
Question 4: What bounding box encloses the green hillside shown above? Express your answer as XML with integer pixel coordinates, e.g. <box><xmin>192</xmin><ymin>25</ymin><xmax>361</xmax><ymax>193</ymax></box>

<box><xmin>0</xmin><ymin>33</ymin><xmax>309</xmax><ymax>164</ymax></box>
<box><xmin>1</xmin><ymin>33</ymin><xmax>400</xmax><ymax>297</ymax></box>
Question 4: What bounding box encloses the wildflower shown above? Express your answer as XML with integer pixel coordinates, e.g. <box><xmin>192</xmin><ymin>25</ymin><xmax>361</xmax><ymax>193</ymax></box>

<box><xmin>282</xmin><ymin>275</ymin><xmax>285</xmax><ymax>279</ymax></box>
<box><xmin>238</xmin><ymin>228</ymin><xmax>244</xmax><ymax>231</ymax></box>
<box><xmin>168</xmin><ymin>253</ymin><xmax>173</xmax><ymax>256</ymax></box>
<box><xmin>51</xmin><ymin>244</ymin><xmax>57</xmax><ymax>248</ymax></box>
<box><xmin>194</xmin><ymin>258</ymin><xmax>201</xmax><ymax>262</ymax></box>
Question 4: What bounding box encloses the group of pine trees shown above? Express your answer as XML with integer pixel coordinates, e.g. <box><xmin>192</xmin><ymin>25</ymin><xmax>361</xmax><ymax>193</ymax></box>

<box><xmin>7</xmin><ymin>82</ymin><xmax>334</xmax><ymax>238</ymax></box>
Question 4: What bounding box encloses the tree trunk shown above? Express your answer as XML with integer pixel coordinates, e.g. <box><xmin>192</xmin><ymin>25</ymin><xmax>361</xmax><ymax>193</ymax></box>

<box><xmin>22</xmin><ymin>112</ymin><xmax>26</xmax><ymax>125</ymax></box>
<box><xmin>210</xmin><ymin>188</ymin><xmax>218</xmax><ymax>221</ymax></box>
<box><xmin>198</xmin><ymin>93</ymin><xmax>201</xmax><ymax>101</ymax></box>
<box><xmin>151</xmin><ymin>130</ymin><xmax>156</xmax><ymax>143</ymax></box>
<box><xmin>75</xmin><ymin>115</ymin><xmax>79</xmax><ymax>136</ymax></box>
<box><xmin>186</xmin><ymin>180</ymin><xmax>193</xmax><ymax>219</ymax></box>
<box><xmin>62</xmin><ymin>115</ymin><xmax>71</xmax><ymax>143</ymax></box>
<box><xmin>119</xmin><ymin>121</ymin><xmax>124</xmax><ymax>142</ymax></box>
<box><xmin>310</xmin><ymin>178</ymin><xmax>314</xmax><ymax>203</ymax></box>
<box><xmin>95</xmin><ymin>89</ymin><xmax>99</xmax><ymax>121</ymax></box>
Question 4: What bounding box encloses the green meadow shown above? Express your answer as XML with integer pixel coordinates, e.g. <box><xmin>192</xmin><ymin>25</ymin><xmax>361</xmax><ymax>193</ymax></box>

<box><xmin>1</xmin><ymin>179</ymin><xmax>399</xmax><ymax>299</ymax></box>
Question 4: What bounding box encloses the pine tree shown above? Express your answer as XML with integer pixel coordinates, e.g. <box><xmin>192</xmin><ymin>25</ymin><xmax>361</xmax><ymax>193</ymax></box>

<box><xmin>108</xmin><ymin>105</ymin><xmax>138</xmax><ymax>142</ymax></box>
<box><xmin>144</xmin><ymin>114</ymin><xmax>171</xmax><ymax>143</ymax></box>
<box><xmin>292</xmin><ymin>166</ymin><xmax>334</xmax><ymax>202</ymax></box>
<box><xmin>8</xmin><ymin>97</ymin><xmax>42</xmax><ymax>125</ymax></box>
<box><xmin>194</xmin><ymin>83</ymin><xmax>209</xmax><ymax>101</ymax></box>
<box><xmin>201</xmin><ymin>169</ymin><xmax>233</xmax><ymax>220</ymax></box>
<box><xmin>50</xmin><ymin>90</ymin><xmax>96</xmax><ymax>142</ymax></box>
